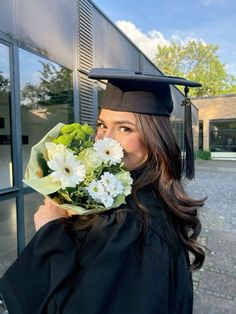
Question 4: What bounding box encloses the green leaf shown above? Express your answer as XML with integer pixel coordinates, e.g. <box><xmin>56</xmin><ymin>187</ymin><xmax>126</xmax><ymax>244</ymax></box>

<box><xmin>59</xmin><ymin>191</ymin><xmax>73</xmax><ymax>203</ymax></box>
<box><xmin>37</xmin><ymin>152</ymin><xmax>50</xmax><ymax>176</ymax></box>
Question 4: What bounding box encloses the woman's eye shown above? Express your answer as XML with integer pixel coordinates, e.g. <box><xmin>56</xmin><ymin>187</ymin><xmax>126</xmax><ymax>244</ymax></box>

<box><xmin>120</xmin><ymin>126</ymin><xmax>131</xmax><ymax>133</ymax></box>
<box><xmin>96</xmin><ymin>122</ymin><xmax>106</xmax><ymax>129</ymax></box>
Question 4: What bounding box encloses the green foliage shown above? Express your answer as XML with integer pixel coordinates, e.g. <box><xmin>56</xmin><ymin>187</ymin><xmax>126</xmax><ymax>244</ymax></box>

<box><xmin>37</xmin><ymin>152</ymin><xmax>50</xmax><ymax>176</ymax></box>
<box><xmin>196</xmin><ymin>150</ymin><xmax>211</xmax><ymax>160</ymax></box>
<box><xmin>154</xmin><ymin>40</ymin><xmax>236</xmax><ymax>96</ymax></box>
<box><xmin>38</xmin><ymin>61</ymin><xmax>73</xmax><ymax>106</ymax></box>
<box><xmin>21</xmin><ymin>61</ymin><xmax>73</xmax><ymax>110</ymax></box>
<box><xmin>0</xmin><ymin>71</ymin><xmax>10</xmax><ymax>92</ymax></box>
<box><xmin>53</xmin><ymin>123</ymin><xmax>94</xmax><ymax>154</ymax></box>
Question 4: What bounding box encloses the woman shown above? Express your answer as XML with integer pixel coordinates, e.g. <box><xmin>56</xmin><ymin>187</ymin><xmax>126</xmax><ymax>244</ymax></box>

<box><xmin>0</xmin><ymin>68</ymin><xmax>205</xmax><ymax>314</ymax></box>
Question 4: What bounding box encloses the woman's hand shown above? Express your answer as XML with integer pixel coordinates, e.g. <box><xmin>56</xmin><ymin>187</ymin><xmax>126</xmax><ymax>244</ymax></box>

<box><xmin>34</xmin><ymin>198</ymin><xmax>69</xmax><ymax>231</ymax></box>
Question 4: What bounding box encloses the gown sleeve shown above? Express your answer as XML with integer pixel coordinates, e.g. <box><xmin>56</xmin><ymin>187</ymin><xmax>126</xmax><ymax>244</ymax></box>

<box><xmin>0</xmin><ymin>208</ymin><xmax>193</xmax><ymax>314</ymax></box>
<box><xmin>0</xmin><ymin>218</ymin><xmax>82</xmax><ymax>314</ymax></box>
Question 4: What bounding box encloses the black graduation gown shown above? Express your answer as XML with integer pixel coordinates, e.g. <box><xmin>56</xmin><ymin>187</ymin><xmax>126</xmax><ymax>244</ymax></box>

<box><xmin>0</xmin><ymin>186</ymin><xmax>193</xmax><ymax>314</ymax></box>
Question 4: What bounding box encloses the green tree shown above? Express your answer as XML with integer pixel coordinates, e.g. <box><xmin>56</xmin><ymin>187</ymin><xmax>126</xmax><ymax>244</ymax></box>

<box><xmin>0</xmin><ymin>71</ymin><xmax>10</xmax><ymax>92</ymax></box>
<box><xmin>154</xmin><ymin>40</ymin><xmax>236</xmax><ymax>96</ymax></box>
<box><xmin>21</xmin><ymin>61</ymin><xmax>73</xmax><ymax>109</ymax></box>
<box><xmin>38</xmin><ymin>61</ymin><xmax>73</xmax><ymax>106</ymax></box>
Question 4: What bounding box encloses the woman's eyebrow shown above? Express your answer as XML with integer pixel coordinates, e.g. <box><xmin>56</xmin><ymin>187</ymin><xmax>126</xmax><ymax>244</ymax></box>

<box><xmin>97</xmin><ymin>118</ymin><xmax>136</xmax><ymax>126</ymax></box>
<box><xmin>114</xmin><ymin>120</ymin><xmax>136</xmax><ymax>126</ymax></box>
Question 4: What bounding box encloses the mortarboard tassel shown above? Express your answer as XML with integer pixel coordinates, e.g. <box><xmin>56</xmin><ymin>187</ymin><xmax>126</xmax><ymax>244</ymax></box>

<box><xmin>182</xmin><ymin>86</ymin><xmax>195</xmax><ymax>179</ymax></box>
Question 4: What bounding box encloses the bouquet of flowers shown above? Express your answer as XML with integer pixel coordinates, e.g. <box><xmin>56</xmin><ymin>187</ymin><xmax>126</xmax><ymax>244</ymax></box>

<box><xmin>23</xmin><ymin>122</ymin><xmax>133</xmax><ymax>215</ymax></box>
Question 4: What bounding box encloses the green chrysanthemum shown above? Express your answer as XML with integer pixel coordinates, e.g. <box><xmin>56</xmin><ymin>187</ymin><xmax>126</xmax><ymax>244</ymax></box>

<box><xmin>61</xmin><ymin>124</ymin><xmax>77</xmax><ymax>134</ymax></box>
<box><xmin>56</xmin><ymin>134</ymin><xmax>71</xmax><ymax>146</ymax></box>
<box><xmin>73</xmin><ymin>129</ymin><xmax>86</xmax><ymax>140</ymax></box>
<box><xmin>81</xmin><ymin>124</ymin><xmax>94</xmax><ymax>135</ymax></box>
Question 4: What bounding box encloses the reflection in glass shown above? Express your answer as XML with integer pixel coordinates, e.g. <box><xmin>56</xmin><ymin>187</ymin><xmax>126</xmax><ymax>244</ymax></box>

<box><xmin>210</xmin><ymin>120</ymin><xmax>236</xmax><ymax>152</ymax></box>
<box><xmin>18</xmin><ymin>0</ymin><xmax>74</xmax><ymax>69</ymax></box>
<box><xmin>0</xmin><ymin>43</ymin><xmax>13</xmax><ymax>189</ymax></box>
<box><xmin>24</xmin><ymin>193</ymin><xmax>44</xmax><ymax>244</ymax></box>
<box><xmin>171</xmin><ymin>119</ymin><xmax>184</xmax><ymax>151</ymax></box>
<box><xmin>0</xmin><ymin>198</ymin><xmax>17</xmax><ymax>277</ymax></box>
<box><xmin>19</xmin><ymin>48</ymin><xmax>74</xmax><ymax>176</ymax></box>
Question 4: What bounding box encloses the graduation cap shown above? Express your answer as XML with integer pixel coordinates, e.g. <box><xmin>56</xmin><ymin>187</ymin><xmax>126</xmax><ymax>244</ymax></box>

<box><xmin>88</xmin><ymin>68</ymin><xmax>202</xmax><ymax>179</ymax></box>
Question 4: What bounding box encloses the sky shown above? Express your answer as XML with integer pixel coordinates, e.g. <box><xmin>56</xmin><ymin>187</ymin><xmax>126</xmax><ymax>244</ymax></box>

<box><xmin>92</xmin><ymin>0</ymin><xmax>236</xmax><ymax>76</ymax></box>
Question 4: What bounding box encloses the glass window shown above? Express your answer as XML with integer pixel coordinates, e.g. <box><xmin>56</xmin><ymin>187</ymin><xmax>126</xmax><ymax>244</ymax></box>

<box><xmin>24</xmin><ymin>193</ymin><xmax>44</xmax><ymax>244</ymax></box>
<box><xmin>18</xmin><ymin>0</ymin><xmax>75</xmax><ymax>69</ymax></box>
<box><xmin>0</xmin><ymin>0</ymin><xmax>14</xmax><ymax>35</ymax></box>
<box><xmin>0</xmin><ymin>198</ymin><xmax>17</xmax><ymax>277</ymax></box>
<box><xmin>210</xmin><ymin>119</ymin><xmax>236</xmax><ymax>152</ymax></box>
<box><xmin>19</xmin><ymin>48</ymin><xmax>74</xmax><ymax>177</ymax></box>
<box><xmin>171</xmin><ymin>120</ymin><xmax>184</xmax><ymax>151</ymax></box>
<box><xmin>0</xmin><ymin>43</ymin><xmax>13</xmax><ymax>189</ymax></box>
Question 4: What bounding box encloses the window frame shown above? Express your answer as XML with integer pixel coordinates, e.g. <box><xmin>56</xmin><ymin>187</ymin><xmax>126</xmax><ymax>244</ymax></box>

<box><xmin>209</xmin><ymin>118</ymin><xmax>236</xmax><ymax>152</ymax></box>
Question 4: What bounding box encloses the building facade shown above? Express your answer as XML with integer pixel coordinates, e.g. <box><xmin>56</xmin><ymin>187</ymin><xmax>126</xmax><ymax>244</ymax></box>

<box><xmin>193</xmin><ymin>94</ymin><xmax>236</xmax><ymax>160</ymax></box>
<box><xmin>0</xmin><ymin>0</ymin><xmax>198</xmax><ymax>276</ymax></box>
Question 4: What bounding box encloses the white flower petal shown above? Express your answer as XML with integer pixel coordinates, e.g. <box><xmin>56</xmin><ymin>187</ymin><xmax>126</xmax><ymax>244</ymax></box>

<box><xmin>87</xmin><ymin>180</ymin><xmax>105</xmax><ymax>201</ymax></box>
<box><xmin>94</xmin><ymin>138</ymin><xmax>124</xmax><ymax>165</ymax></box>
<box><xmin>47</xmin><ymin>149</ymin><xmax>86</xmax><ymax>188</ymax></box>
<box><xmin>100</xmin><ymin>193</ymin><xmax>114</xmax><ymax>208</ymax></box>
<box><xmin>101</xmin><ymin>172</ymin><xmax>124</xmax><ymax>197</ymax></box>
<box><xmin>46</xmin><ymin>142</ymin><xmax>67</xmax><ymax>160</ymax></box>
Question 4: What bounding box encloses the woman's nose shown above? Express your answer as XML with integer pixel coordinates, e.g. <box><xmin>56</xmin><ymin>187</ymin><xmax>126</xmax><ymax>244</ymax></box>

<box><xmin>104</xmin><ymin>128</ymin><xmax>114</xmax><ymax>138</ymax></box>
<box><xmin>96</xmin><ymin>128</ymin><xmax>115</xmax><ymax>140</ymax></box>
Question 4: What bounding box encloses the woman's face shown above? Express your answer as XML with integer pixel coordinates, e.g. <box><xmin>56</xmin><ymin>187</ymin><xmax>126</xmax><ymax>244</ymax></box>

<box><xmin>95</xmin><ymin>109</ymin><xmax>148</xmax><ymax>171</ymax></box>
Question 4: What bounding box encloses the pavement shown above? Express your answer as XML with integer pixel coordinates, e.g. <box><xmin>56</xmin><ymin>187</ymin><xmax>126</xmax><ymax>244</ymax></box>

<box><xmin>185</xmin><ymin>160</ymin><xmax>236</xmax><ymax>314</ymax></box>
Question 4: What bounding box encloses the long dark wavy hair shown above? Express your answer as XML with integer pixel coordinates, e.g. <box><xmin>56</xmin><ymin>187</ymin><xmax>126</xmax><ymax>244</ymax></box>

<box><xmin>64</xmin><ymin>113</ymin><xmax>206</xmax><ymax>270</ymax></box>
<box><xmin>133</xmin><ymin>113</ymin><xmax>206</xmax><ymax>270</ymax></box>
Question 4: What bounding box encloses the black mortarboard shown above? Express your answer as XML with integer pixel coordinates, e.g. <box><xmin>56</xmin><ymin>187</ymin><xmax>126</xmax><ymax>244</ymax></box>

<box><xmin>88</xmin><ymin>68</ymin><xmax>202</xmax><ymax>179</ymax></box>
<box><xmin>88</xmin><ymin>68</ymin><xmax>201</xmax><ymax>116</ymax></box>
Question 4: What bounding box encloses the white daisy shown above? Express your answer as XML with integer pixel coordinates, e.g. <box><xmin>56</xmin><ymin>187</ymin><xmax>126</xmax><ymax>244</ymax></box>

<box><xmin>100</xmin><ymin>192</ymin><xmax>114</xmax><ymax>208</ymax></box>
<box><xmin>93</xmin><ymin>137</ymin><xmax>124</xmax><ymax>165</ymax></box>
<box><xmin>86</xmin><ymin>180</ymin><xmax>105</xmax><ymax>201</ymax></box>
<box><xmin>101</xmin><ymin>172</ymin><xmax>124</xmax><ymax>197</ymax></box>
<box><xmin>47</xmin><ymin>151</ymin><xmax>86</xmax><ymax>189</ymax></box>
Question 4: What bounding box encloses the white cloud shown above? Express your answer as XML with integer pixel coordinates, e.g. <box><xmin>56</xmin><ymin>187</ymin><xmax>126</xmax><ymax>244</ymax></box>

<box><xmin>115</xmin><ymin>20</ymin><xmax>206</xmax><ymax>62</ymax></box>
<box><xmin>115</xmin><ymin>20</ymin><xmax>169</xmax><ymax>61</ymax></box>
